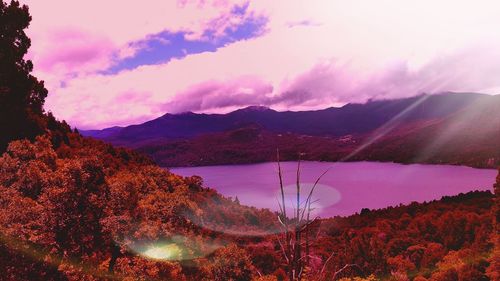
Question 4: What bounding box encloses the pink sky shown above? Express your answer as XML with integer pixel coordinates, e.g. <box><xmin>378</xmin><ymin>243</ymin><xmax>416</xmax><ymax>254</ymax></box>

<box><xmin>20</xmin><ymin>0</ymin><xmax>500</xmax><ymax>129</ymax></box>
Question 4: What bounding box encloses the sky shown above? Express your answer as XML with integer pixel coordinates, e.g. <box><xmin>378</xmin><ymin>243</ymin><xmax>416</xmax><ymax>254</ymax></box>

<box><xmin>19</xmin><ymin>0</ymin><xmax>500</xmax><ymax>129</ymax></box>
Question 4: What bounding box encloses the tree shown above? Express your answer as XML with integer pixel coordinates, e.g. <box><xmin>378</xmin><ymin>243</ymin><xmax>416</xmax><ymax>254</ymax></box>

<box><xmin>486</xmin><ymin>168</ymin><xmax>500</xmax><ymax>281</ymax></box>
<box><xmin>113</xmin><ymin>256</ymin><xmax>186</xmax><ymax>281</ymax></box>
<box><xmin>42</xmin><ymin>158</ymin><xmax>108</xmax><ymax>251</ymax></box>
<box><xmin>201</xmin><ymin>244</ymin><xmax>256</xmax><ymax>281</ymax></box>
<box><xmin>275</xmin><ymin>151</ymin><xmax>339</xmax><ymax>281</ymax></box>
<box><xmin>0</xmin><ymin>0</ymin><xmax>49</xmax><ymax>151</ymax></box>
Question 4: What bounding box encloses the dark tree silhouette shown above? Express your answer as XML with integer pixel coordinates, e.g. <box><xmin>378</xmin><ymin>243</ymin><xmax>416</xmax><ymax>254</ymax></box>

<box><xmin>0</xmin><ymin>0</ymin><xmax>49</xmax><ymax>151</ymax></box>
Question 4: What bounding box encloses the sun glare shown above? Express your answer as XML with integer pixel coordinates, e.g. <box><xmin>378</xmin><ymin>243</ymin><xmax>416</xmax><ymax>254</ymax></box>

<box><xmin>141</xmin><ymin>244</ymin><xmax>182</xmax><ymax>261</ymax></box>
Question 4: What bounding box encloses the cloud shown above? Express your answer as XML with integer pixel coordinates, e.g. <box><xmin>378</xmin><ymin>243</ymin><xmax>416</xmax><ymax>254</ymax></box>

<box><xmin>35</xmin><ymin>30</ymin><xmax>115</xmax><ymax>76</ymax></box>
<box><xmin>276</xmin><ymin>61</ymin><xmax>359</xmax><ymax>106</ymax></box>
<box><xmin>278</xmin><ymin>47</ymin><xmax>500</xmax><ymax>107</ymax></box>
<box><xmin>161</xmin><ymin>47</ymin><xmax>500</xmax><ymax>114</ymax></box>
<box><xmin>45</xmin><ymin>42</ymin><xmax>500</xmax><ymax>129</ymax></box>
<box><xmin>22</xmin><ymin>0</ymin><xmax>254</xmax><ymax>77</ymax></box>
<box><xmin>19</xmin><ymin>0</ymin><xmax>500</xmax><ymax>129</ymax></box>
<box><xmin>163</xmin><ymin>76</ymin><xmax>274</xmax><ymax>113</ymax></box>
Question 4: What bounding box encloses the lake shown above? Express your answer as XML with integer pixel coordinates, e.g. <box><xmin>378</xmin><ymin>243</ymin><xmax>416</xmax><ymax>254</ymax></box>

<box><xmin>170</xmin><ymin>161</ymin><xmax>497</xmax><ymax>217</ymax></box>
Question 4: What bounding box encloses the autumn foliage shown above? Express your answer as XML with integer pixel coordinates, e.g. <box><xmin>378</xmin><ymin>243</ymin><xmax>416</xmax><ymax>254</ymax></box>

<box><xmin>0</xmin><ymin>1</ymin><xmax>498</xmax><ymax>280</ymax></box>
<box><xmin>0</xmin><ymin>134</ymin><xmax>497</xmax><ymax>280</ymax></box>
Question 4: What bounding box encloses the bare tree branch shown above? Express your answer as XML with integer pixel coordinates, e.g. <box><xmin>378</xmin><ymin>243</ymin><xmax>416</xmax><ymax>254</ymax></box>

<box><xmin>332</xmin><ymin>264</ymin><xmax>362</xmax><ymax>280</ymax></box>
<box><xmin>320</xmin><ymin>251</ymin><xmax>336</xmax><ymax>277</ymax></box>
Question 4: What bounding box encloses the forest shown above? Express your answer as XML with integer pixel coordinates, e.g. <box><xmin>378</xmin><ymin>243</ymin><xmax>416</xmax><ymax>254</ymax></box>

<box><xmin>1</xmin><ymin>133</ymin><xmax>498</xmax><ymax>280</ymax></box>
<box><xmin>134</xmin><ymin>123</ymin><xmax>500</xmax><ymax>169</ymax></box>
<box><xmin>0</xmin><ymin>1</ymin><xmax>499</xmax><ymax>280</ymax></box>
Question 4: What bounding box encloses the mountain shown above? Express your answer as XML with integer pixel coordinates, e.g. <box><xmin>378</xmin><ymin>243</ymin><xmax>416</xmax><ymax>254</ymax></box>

<box><xmin>359</xmin><ymin>94</ymin><xmax>500</xmax><ymax>167</ymax></box>
<box><xmin>82</xmin><ymin>92</ymin><xmax>500</xmax><ymax>167</ymax></box>
<box><xmin>3</xmin><ymin>2</ymin><xmax>498</xmax><ymax>279</ymax></box>
<box><xmin>82</xmin><ymin>92</ymin><xmax>486</xmax><ymax>144</ymax></box>
<box><xmin>79</xmin><ymin>126</ymin><xmax>123</xmax><ymax>139</ymax></box>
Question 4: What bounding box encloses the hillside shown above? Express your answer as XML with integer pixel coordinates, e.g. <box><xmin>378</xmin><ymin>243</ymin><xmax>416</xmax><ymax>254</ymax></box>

<box><xmin>128</xmin><ymin>104</ymin><xmax>500</xmax><ymax>168</ymax></box>
<box><xmin>1</xmin><ymin>135</ymin><xmax>497</xmax><ymax>280</ymax></box>
<box><xmin>1</xmin><ymin>1</ymin><xmax>499</xmax><ymax>280</ymax></box>
<box><xmin>83</xmin><ymin>93</ymin><xmax>500</xmax><ymax>168</ymax></box>
<box><xmin>82</xmin><ymin>92</ymin><xmax>485</xmax><ymax>143</ymax></box>
<box><xmin>0</xmin><ymin>2</ymin><xmax>279</xmax><ymax>279</ymax></box>
<box><xmin>357</xmin><ymin>94</ymin><xmax>500</xmax><ymax>167</ymax></box>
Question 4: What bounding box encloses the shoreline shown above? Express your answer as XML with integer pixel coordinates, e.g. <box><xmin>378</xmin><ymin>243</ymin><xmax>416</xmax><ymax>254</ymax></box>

<box><xmin>165</xmin><ymin>159</ymin><xmax>499</xmax><ymax>170</ymax></box>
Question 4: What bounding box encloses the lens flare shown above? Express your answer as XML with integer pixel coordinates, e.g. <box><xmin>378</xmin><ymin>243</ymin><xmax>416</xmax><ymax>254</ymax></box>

<box><xmin>340</xmin><ymin>94</ymin><xmax>430</xmax><ymax>162</ymax></box>
<box><xmin>142</xmin><ymin>243</ymin><xmax>182</xmax><ymax>260</ymax></box>
<box><xmin>124</xmin><ymin>235</ymin><xmax>227</xmax><ymax>261</ymax></box>
<box><xmin>277</xmin><ymin>182</ymin><xmax>341</xmax><ymax>217</ymax></box>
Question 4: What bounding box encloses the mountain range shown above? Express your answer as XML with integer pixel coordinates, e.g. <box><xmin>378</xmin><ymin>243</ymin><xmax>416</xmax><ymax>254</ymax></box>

<box><xmin>82</xmin><ymin>92</ymin><xmax>500</xmax><ymax>168</ymax></box>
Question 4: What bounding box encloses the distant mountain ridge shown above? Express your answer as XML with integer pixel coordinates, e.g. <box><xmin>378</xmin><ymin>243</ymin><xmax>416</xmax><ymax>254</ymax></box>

<box><xmin>82</xmin><ymin>92</ymin><xmax>486</xmax><ymax>142</ymax></box>
<box><xmin>81</xmin><ymin>92</ymin><xmax>500</xmax><ymax>168</ymax></box>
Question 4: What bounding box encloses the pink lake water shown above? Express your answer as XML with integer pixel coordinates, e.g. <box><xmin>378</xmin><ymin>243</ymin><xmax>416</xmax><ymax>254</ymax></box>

<box><xmin>170</xmin><ymin>161</ymin><xmax>497</xmax><ymax>217</ymax></box>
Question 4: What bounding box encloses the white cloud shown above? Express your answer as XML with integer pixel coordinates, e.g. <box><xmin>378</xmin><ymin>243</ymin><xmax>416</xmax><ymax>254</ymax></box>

<box><xmin>20</xmin><ymin>0</ymin><xmax>500</xmax><ymax>128</ymax></box>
